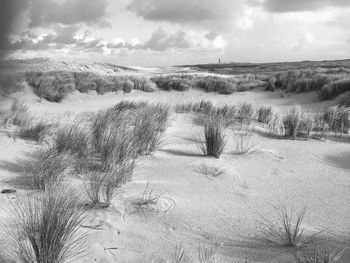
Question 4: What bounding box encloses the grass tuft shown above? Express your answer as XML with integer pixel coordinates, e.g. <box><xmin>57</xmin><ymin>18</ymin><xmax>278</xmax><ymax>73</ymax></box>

<box><xmin>10</xmin><ymin>184</ymin><xmax>88</xmax><ymax>263</ymax></box>
<box><xmin>257</xmin><ymin>204</ymin><xmax>321</xmax><ymax>248</ymax></box>
<box><xmin>197</xmin><ymin>116</ymin><xmax>226</xmax><ymax>158</ymax></box>
<box><xmin>31</xmin><ymin>148</ymin><xmax>72</xmax><ymax>191</ymax></box>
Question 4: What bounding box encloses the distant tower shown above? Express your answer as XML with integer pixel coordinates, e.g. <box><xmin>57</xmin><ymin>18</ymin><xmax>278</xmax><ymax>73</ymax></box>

<box><xmin>218</xmin><ymin>58</ymin><xmax>221</xmax><ymax>64</ymax></box>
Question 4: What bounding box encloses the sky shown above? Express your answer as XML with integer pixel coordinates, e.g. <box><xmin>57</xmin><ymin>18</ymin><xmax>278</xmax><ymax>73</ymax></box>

<box><xmin>1</xmin><ymin>0</ymin><xmax>350</xmax><ymax>66</ymax></box>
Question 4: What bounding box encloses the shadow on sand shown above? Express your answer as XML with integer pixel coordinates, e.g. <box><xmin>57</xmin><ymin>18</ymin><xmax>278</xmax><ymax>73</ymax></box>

<box><xmin>160</xmin><ymin>148</ymin><xmax>203</xmax><ymax>158</ymax></box>
<box><xmin>323</xmin><ymin>151</ymin><xmax>350</xmax><ymax>171</ymax></box>
<box><xmin>0</xmin><ymin>151</ymin><xmax>38</xmax><ymax>190</ymax></box>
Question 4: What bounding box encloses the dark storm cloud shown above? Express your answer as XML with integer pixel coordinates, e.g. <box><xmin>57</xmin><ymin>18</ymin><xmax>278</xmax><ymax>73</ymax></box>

<box><xmin>253</xmin><ymin>0</ymin><xmax>350</xmax><ymax>13</ymax></box>
<box><xmin>7</xmin><ymin>25</ymin><xmax>80</xmax><ymax>51</ymax></box>
<box><xmin>127</xmin><ymin>0</ymin><xmax>234</xmax><ymax>23</ymax></box>
<box><xmin>28</xmin><ymin>0</ymin><xmax>109</xmax><ymax>28</ymax></box>
<box><xmin>0</xmin><ymin>0</ymin><xmax>29</xmax><ymax>58</ymax></box>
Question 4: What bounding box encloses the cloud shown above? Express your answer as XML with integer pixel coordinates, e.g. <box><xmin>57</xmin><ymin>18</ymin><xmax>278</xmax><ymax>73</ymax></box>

<box><xmin>205</xmin><ymin>31</ymin><xmax>218</xmax><ymax>40</ymax></box>
<box><xmin>294</xmin><ymin>33</ymin><xmax>315</xmax><ymax>50</ymax></box>
<box><xmin>142</xmin><ymin>28</ymin><xmax>190</xmax><ymax>51</ymax></box>
<box><xmin>28</xmin><ymin>0</ymin><xmax>109</xmax><ymax>28</ymax></box>
<box><xmin>254</xmin><ymin>0</ymin><xmax>350</xmax><ymax>13</ymax></box>
<box><xmin>127</xmin><ymin>0</ymin><xmax>240</xmax><ymax>23</ymax></box>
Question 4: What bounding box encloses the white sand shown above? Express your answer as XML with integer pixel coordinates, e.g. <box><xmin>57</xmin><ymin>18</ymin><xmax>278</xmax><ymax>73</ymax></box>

<box><xmin>0</xmin><ymin>89</ymin><xmax>349</xmax><ymax>262</ymax></box>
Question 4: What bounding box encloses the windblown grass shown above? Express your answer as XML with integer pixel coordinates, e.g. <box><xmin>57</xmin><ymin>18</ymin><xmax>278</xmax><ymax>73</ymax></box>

<box><xmin>296</xmin><ymin>246</ymin><xmax>347</xmax><ymax>263</ymax></box>
<box><xmin>85</xmin><ymin>163</ymin><xmax>130</xmax><ymax>208</ymax></box>
<box><xmin>3</xmin><ymin>99</ymin><xmax>31</xmax><ymax>127</ymax></box>
<box><xmin>173</xmin><ymin>244</ymin><xmax>186</xmax><ymax>263</ymax></box>
<box><xmin>258</xmin><ymin>204</ymin><xmax>322</xmax><ymax>248</ymax></box>
<box><xmin>31</xmin><ymin>148</ymin><xmax>72</xmax><ymax>190</ymax></box>
<box><xmin>196</xmin><ymin>163</ymin><xmax>226</xmax><ymax>177</ymax></box>
<box><xmin>10</xmin><ymin>184</ymin><xmax>88</xmax><ymax>263</ymax></box>
<box><xmin>283</xmin><ymin>106</ymin><xmax>303</xmax><ymax>139</ymax></box>
<box><xmin>232</xmin><ymin>127</ymin><xmax>256</xmax><ymax>155</ymax></box>
<box><xmin>133</xmin><ymin>103</ymin><xmax>170</xmax><ymax>154</ymax></box>
<box><xmin>18</xmin><ymin>122</ymin><xmax>48</xmax><ymax>142</ymax></box>
<box><xmin>198</xmin><ymin>244</ymin><xmax>217</xmax><ymax>263</ymax></box>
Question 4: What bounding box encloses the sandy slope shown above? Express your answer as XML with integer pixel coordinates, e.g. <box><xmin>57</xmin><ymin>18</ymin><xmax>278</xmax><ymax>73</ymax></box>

<box><xmin>0</xmin><ymin>90</ymin><xmax>349</xmax><ymax>262</ymax></box>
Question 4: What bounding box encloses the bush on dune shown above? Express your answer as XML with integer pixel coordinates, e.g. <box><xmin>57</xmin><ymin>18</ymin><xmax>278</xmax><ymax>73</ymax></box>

<box><xmin>336</xmin><ymin>91</ymin><xmax>350</xmax><ymax>107</ymax></box>
<box><xmin>319</xmin><ymin>78</ymin><xmax>350</xmax><ymax>101</ymax></box>
<box><xmin>130</xmin><ymin>76</ymin><xmax>157</xmax><ymax>92</ymax></box>
<box><xmin>26</xmin><ymin>71</ymin><xmax>75</xmax><ymax>102</ymax></box>
<box><xmin>196</xmin><ymin>76</ymin><xmax>237</xmax><ymax>94</ymax></box>
<box><xmin>152</xmin><ymin>75</ymin><xmax>191</xmax><ymax>91</ymax></box>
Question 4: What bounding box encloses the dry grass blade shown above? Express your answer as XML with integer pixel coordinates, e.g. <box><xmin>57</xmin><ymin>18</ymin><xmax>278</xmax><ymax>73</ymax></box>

<box><xmin>31</xmin><ymin>148</ymin><xmax>72</xmax><ymax>191</ymax></box>
<box><xmin>257</xmin><ymin>204</ymin><xmax>323</xmax><ymax>248</ymax></box>
<box><xmin>296</xmin><ymin>245</ymin><xmax>348</xmax><ymax>263</ymax></box>
<box><xmin>232</xmin><ymin>128</ymin><xmax>256</xmax><ymax>155</ymax></box>
<box><xmin>10</xmin><ymin>184</ymin><xmax>89</xmax><ymax>263</ymax></box>
<box><xmin>198</xmin><ymin>243</ymin><xmax>217</xmax><ymax>263</ymax></box>
<box><xmin>173</xmin><ymin>244</ymin><xmax>186</xmax><ymax>263</ymax></box>
<box><xmin>196</xmin><ymin>163</ymin><xmax>227</xmax><ymax>177</ymax></box>
<box><xmin>129</xmin><ymin>182</ymin><xmax>160</xmax><ymax>213</ymax></box>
